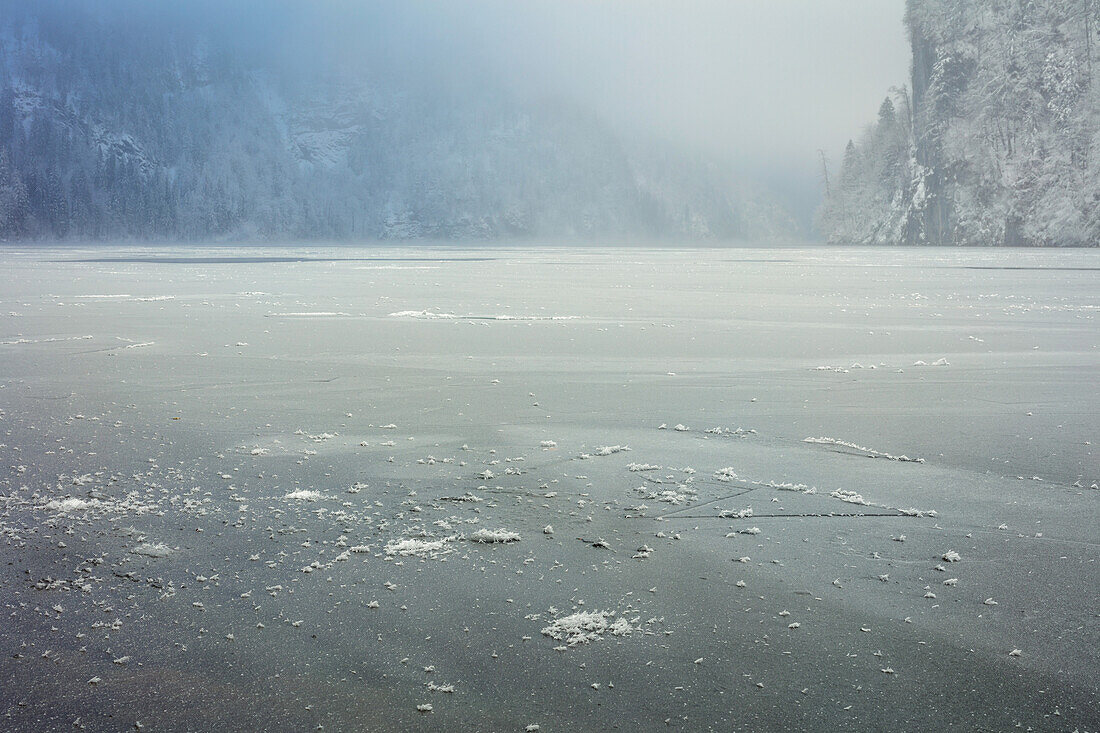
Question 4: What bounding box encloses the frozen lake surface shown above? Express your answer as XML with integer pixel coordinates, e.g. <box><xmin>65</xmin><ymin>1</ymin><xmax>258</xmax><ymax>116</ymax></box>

<box><xmin>1</xmin><ymin>245</ymin><xmax>1097</xmax><ymax>731</ymax></box>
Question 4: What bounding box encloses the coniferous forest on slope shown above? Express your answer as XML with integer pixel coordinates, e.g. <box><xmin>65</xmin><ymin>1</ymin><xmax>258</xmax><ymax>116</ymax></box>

<box><xmin>0</xmin><ymin>1</ymin><xmax>798</xmax><ymax>243</ymax></box>
<box><xmin>3</xmin><ymin>1</ymin><xmax>1099</xmax><ymax>245</ymax></box>
<box><xmin>819</xmin><ymin>0</ymin><xmax>1100</xmax><ymax>247</ymax></box>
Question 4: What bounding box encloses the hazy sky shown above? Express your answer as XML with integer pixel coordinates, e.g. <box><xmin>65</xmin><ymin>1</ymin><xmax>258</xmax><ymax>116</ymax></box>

<box><xmin>313</xmin><ymin>0</ymin><xmax>912</xmax><ymax>218</ymax></box>
<box><xmin>462</xmin><ymin>1</ymin><xmax>910</xmax><ymax>168</ymax></box>
<box><xmin>191</xmin><ymin>0</ymin><xmax>912</xmax><ymax>222</ymax></box>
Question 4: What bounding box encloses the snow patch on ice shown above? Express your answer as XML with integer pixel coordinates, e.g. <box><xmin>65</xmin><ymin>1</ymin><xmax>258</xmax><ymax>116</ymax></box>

<box><xmin>830</xmin><ymin>489</ymin><xmax>869</xmax><ymax>506</ymax></box>
<box><xmin>468</xmin><ymin>528</ymin><xmax>521</xmax><ymax>543</ymax></box>
<box><xmin>390</xmin><ymin>310</ymin><xmax>578</xmax><ymax>321</ymax></box>
<box><xmin>384</xmin><ymin>536</ymin><xmax>457</xmax><ymax>558</ymax></box>
<box><xmin>803</xmin><ymin>436</ymin><xmax>924</xmax><ymax>463</ymax></box>
<box><xmin>267</xmin><ymin>312</ymin><xmax>351</xmax><ymax>317</ymax></box>
<box><xmin>540</xmin><ymin>610</ymin><xmax>637</xmax><ymax>647</ymax></box>
<box><xmin>284</xmin><ymin>490</ymin><xmax>328</xmax><ymax>501</ymax></box>
<box><xmin>45</xmin><ymin>497</ymin><xmax>94</xmax><ymax>513</ymax></box>
<box><xmin>132</xmin><ymin>542</ymin><xmax>172</xmax><ymax>558</ymax></box>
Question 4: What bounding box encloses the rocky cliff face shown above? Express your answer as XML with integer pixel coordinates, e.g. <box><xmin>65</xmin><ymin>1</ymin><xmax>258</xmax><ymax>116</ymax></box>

<box><xmin>818</xmin><ymin>0</ymin><xmax>1100</xmax><ymax>247</ymax></box>
<box><xmin>0</xmin><ymin>1</ymin><xmax>799</xmax><ymax>243</ymax></box>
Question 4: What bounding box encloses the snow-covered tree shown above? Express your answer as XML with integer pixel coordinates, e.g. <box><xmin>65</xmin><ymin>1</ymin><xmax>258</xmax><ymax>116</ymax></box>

<box><xmin>0</xmin><ymin>0</ymin><xmax>801</xmax><ymax>243</ymax></box>
<box><xmin>0</xmin><ymin>149</ymin><xmax>29</xmax><ymax>237</ymax></box>
<box><xmin>820</xmin><ymin>0</ymin><xmax>1100</xmax><ymax>246</ymax></box>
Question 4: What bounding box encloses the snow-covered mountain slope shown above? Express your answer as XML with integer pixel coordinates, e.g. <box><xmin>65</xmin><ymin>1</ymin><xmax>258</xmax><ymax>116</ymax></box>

<box><xmin>818</xmin><ymin>0</ymin><xmax>1100</xmax><ymax>247</ymax></box>
<box><xmin>0</xmin><ymin>2</ymin><xmax>800</xmax><ymax>242</ymax></box>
